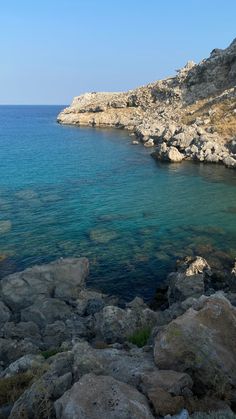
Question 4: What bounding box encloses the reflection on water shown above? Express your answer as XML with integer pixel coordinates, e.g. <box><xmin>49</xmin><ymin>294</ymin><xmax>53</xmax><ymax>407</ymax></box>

<box><xmin>0</xmin><ymin>106</ymin><xmax>236</xmax><ymax>301</ymax></box>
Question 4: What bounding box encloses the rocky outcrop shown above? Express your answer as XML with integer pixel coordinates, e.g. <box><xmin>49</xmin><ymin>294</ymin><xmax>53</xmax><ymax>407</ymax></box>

<box><xmin>58</xmin><ymin>39</ymin><xmax>236</xmax><ymax>169</ymax></box>
<box><xmin>154</xmin><ymin>293</ymin><xmax>236</xmax><ymax>398</ymax></box>
<box><xmin>1</xmin><ymin>256</ymin><xmax>236</xmax><ymax>418</ymax></box>
<box><xmin>167</xmin><ymin>256</ymin><xmax>211</xmax><ymax>305</ymax></box>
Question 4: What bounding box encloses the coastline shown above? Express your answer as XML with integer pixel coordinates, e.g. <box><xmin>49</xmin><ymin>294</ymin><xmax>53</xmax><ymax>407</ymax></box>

<box><xmin>0</xmin><ymin>40</ymin><xmax>236</xmax><ymax>419</ymax></box>
<box><xmin>57</xmin><ymin>39</ymin><xmax>236</xmax><ymax>169</ymax></box>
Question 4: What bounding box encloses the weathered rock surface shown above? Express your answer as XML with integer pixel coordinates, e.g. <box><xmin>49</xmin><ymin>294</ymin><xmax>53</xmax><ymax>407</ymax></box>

<box><xmin>0</xmin><ymin>257</ymin><xmax>89</xmax><ymax>311</ymax></box>
<box><xmin>167</xmin><ymin>256</ymin><xmax>211</xmax><ymax>304</ymax></box>
<box><xmin>140</xmin><ymin>370</ymin><xmax>193</xmax><ymax>416</ymax></box>
<box><xmin>154</xmin><ymin>293</ymin><xmax>236</xmax><ymax>397</ymax></box>
<box><xmin>94</xmin><ymin>302</ymin><xmax>158</xmax><ymax>343</ymax></box>
<box><xmin>58</xmin><ymin>39</ymin><xmax>236</xmax><ymax>169</ymax></box>
<box><xmin>72</xmin><ymin>340</ymin><xmax>156</xmax><ymax>386</ymax></box>
<box><xmin>1</xmin><ymin>256</ymin><xmax>236</xmax><ymax>418</ymax></box>
<box><xmin>54</xmin><ymin>373</ymin><xmax>155</xmax><ymax>419</ymax></box>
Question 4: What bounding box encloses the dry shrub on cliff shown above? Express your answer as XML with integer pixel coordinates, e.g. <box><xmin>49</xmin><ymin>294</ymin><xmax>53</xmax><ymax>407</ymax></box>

<box><xmin>182</xmin><ymin>97</ymin><xmax>236</xmax><ymax>139</ymax></box>
<box><xmin>0</xmin><ymin>364</ymin><xmax>48</xmax><ymax>407</ymax></box>
<box><xmin>0</xmin><ymin>371</ymin><xmax>34</xmax><ymax>406</ymax></box>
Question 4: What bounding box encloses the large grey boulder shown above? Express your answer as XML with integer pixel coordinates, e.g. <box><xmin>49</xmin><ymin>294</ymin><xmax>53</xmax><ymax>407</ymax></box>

<box><xmin>21</xmin><ymin>297</ymin><xmax>73</xmax><ymax>327</ymax></box>
<box><xmin>54</xmin><ymin>373</ymin><xmax>154</xmax><ymax>419</ymax></box>
<box><xmin>154</xmin><ymin>293</ymin><xmax>236</xmax><ymax>398</ymax></box>
<box><xmin>72</xmin><ymin>340</ymin><xmax>156</xmax><ymax>386</ymax></box>
<box><xmin>0</xmin><ymin>257</ymin><xmax>89</xmax><ymax>311</ymax></box>
<box><xmin>94</xmin><ymin>303</ymin><xmax>158</xmax><ymax>343</ymax></box>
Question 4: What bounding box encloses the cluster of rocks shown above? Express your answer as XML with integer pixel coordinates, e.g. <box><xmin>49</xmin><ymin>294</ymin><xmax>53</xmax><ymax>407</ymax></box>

<box><xmin>57</xmin><ymin>39</ymin><xmax>236</xmax><ymax>169</ymax></box>
<box><xmin>1</xmin><ymin>256</ymin><xmax>236</xmax><ymax>418</ymax></box>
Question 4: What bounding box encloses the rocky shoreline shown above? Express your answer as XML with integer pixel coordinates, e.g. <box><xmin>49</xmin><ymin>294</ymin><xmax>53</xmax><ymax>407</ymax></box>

<box><xmin>58</xmin><ymin>39</ymin><xmax>236</xmax><ymax>169</ymax></box>
<box><xmin>1</xmin><ymin>256</ymin><xmax>236</xmax><ymax>418</ymax></box>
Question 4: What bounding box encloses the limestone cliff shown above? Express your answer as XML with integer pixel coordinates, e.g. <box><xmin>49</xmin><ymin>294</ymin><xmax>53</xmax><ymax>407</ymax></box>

<box><xmin>58</xmin><ymin>39</ymin><xmax>236</xmax><ymax>168</ymax></box>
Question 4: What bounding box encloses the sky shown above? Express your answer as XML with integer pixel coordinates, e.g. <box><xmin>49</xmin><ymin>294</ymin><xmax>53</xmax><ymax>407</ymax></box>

<box><xmin>0</xmin><ymin>0</ymin><xmax>236</xmax><ymax>105</ymax></box>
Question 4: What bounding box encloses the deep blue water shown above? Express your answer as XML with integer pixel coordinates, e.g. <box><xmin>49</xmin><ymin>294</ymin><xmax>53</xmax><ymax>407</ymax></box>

<box><xmin>0</xmin><ymin>105</ymin><xmax>236</xmax><ymax>301</ymax></box>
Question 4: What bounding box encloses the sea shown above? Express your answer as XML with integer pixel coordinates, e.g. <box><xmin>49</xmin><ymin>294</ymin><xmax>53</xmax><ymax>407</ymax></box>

<box><xmin>0</xmin><ymin>105</ymin><xmax>236</xmax><ymax>301</ymax></box>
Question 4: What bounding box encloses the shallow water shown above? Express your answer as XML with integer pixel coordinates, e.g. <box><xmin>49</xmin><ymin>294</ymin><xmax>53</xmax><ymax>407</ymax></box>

<box><xmin>0</xmin><ymin>105</ymin><xmax>236</xmax><ymax>301</ymax></box>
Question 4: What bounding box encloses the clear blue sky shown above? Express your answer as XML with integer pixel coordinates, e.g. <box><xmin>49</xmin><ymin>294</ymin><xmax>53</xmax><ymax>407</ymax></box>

<box><xmin>1</xmin><ymin>0</ymin><xmax>235</xmax><ymax>105</ymax></box>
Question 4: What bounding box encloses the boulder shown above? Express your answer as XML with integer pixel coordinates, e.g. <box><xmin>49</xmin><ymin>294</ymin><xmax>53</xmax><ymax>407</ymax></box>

<box><xmin>21</xmin><ymin>298</ymin><xmax>73</xmax><ymax>328</ymax></box>
<box><xmin>168</xmin><ymin>257</ymin><xmax>211</xmax><ymax>305</ymax></box>
<box><xmin>144</xmin><ymin>138</ymin><xmax>155</xmax><ymax>147</ymax></box>
<box><xmin>223</xmin><ymin>156</ymin><xmax>236</xmax><ymax>168</ymax></box>
<box><xmin>72</xmin><ymin>340</ymin><xmax>157</xmax><ymax>386</ymax></box>
<box><xmin>140</xmin><ymin>370</ymin><xmax>193</xmax><ymax>396</ymax></box>
<box><xmin>146</xmin><ymin>386</ymin><xmax>185</xmax><ymax>416</ymax></box>
<box><xmin>154</xmin><ymin>294</ymin><xmax>236</xmax><ymax>397</ymax></box>
<box><xmin>0</xmin><ymin>258</ymin><xmax>89</xmax><ymax>311</ymax></box>
<box><xmin>152</xmin><ymin>145</ymin><xmax>184</xmax><ymax>163</ymax></box>
<box><xmin>94</xmin><ymin>304</ymin><xmax>157</xmax><ymax>343</ymax></box>
<box><xmin>54</xmin><ymin>373</ymin><xmax>154</xmax><ymax>419</ymax></box>
<box><xmin>140</xmin><ymin>370</ymin><xmax>193</xmax><ymax>416</ymax></box>
<box><xmin>1</xmin><ymin>354</ymin><xmax>45</xmax><ymax>378</ymax></box>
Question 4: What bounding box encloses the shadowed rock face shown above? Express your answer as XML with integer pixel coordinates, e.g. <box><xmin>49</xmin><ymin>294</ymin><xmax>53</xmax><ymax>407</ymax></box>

<box><xmin>58</xmin><ymin>39</ymin><xmax>236</xmax><ymax>169</ymax></box>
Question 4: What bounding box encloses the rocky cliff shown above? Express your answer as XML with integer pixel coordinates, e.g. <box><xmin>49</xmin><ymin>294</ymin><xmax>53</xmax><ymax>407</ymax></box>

<box><xmin>58</xmin><ymin>39</ymin><xmax>236</xmax><ymax>168</ymax></box>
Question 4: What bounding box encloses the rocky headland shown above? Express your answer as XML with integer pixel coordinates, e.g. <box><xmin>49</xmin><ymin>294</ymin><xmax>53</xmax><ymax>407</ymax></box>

<box><xmin>58</xmin><ymin>38</ymin><xmax>236</xmax><ymax>168</ymax></box>
<box><xmin>1</xmin><ymin>256</ymin><xmax>236</xmax><ymax>418</ymax></box>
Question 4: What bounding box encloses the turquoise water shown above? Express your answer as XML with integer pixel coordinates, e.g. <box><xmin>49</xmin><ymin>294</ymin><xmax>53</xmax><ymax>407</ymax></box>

<box><xmin>0</xmin><ymin>105</ymin><xmax>236</xmax><ymax>301</ymax></box>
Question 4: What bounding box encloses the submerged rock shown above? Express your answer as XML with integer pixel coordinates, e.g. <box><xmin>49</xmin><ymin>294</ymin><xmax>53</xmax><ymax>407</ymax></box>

<box><xmin>0</xmin><ymin>220</ymin><xmax>12</xmax><ymax>234</ymax></box>
<box><xmin>15</xmin><ymin>189</ymin><xmax>38</xmax><ymax>200</ymax></box>
<box><xmin>89</xmin><ymin>228</ymin><xmax>119</xmax><ymax>244</ymax></box>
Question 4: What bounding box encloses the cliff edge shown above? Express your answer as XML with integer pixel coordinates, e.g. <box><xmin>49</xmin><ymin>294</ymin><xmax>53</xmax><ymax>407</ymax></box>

<box><xmin>58</xmin><ymin>39</ymin><xmax>236</xmax><ymax>168</ymax></box>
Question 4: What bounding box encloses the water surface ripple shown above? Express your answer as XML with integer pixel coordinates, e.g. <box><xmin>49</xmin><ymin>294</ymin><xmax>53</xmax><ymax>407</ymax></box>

<box><xmin>0</xmin><ymin>106</ymin><xmax>236</xmax><ymax>301</ymax></box>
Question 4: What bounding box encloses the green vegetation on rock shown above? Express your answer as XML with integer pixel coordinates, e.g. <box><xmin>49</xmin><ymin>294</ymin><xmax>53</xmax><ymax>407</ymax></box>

<box><xmin>41</xmin><ymin>348</ymin><xmax>63</xmax><ymax>359</ymax></box>
<box><xmin>128</xmin><ymin>326</ymin><xmax>151</xmax><ymax>347</ymax></box>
